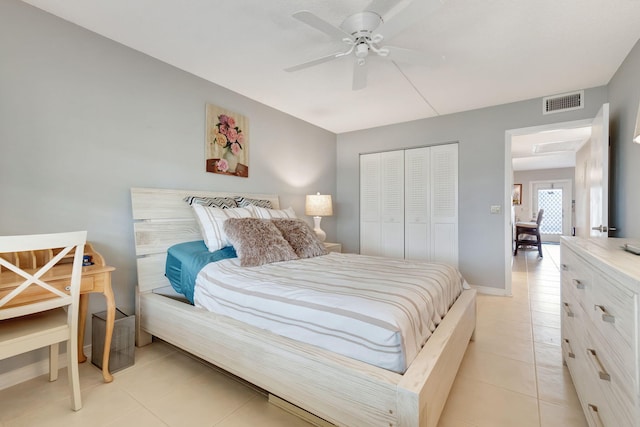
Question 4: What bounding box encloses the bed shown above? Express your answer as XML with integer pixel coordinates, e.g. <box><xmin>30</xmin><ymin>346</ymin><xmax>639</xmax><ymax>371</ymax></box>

<box><xmin>132</xmin><ymin>187</ymin><xmax>476</xmax><ymax>427</ymax></box>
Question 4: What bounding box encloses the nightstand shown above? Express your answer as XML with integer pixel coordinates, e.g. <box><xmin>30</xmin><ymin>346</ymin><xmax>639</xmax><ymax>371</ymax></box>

<box><xmin>323</xmin><ymin>242</ymin><xmax>342</xmax><ymax>253</ymax></box>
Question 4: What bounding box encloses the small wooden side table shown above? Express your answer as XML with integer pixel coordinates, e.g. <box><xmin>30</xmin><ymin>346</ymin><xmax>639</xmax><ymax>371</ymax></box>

<box><xmin>0</xmin><ymin>243</ymin><xmax>116</xmax><ymax>383</ymax></box>
<box><xmin>76</xmin><ymin>244</ymin><xmax>116</xmax><ymax>383</ymax></box>
<box><xmin>323</xmin><ymin>242</ymin><xmax>342</xmax><ymax>253</ymax></box>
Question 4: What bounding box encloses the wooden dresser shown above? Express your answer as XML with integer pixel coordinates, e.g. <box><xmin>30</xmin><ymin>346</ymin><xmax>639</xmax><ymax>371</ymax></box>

<box><xmin>560</xmin><ymin>237</ymin><xmax>640</xmax><ymax>427</ymax></box>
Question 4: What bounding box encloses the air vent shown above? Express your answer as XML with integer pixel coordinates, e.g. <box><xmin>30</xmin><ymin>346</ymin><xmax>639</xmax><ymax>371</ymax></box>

<box><xmin>543</xmin><ymin>90</ymin><xmax>584</xmax><ymax>115</ymax></box>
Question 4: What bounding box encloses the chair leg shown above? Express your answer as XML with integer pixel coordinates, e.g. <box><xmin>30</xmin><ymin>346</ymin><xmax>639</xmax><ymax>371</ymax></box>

<box><xmin>49</xmin><ymin>343</ymin><xmax>59</xmax><ymax>382</ymax></box>
<box><xmin>536</xmin><ymin>232</ymin><xmax>543</xmax><ymax>258</ymax></box>
<box><xmin>67</xmin><ymin>338</ymin><xmax>82</xmax><ymax>411</ymax></box>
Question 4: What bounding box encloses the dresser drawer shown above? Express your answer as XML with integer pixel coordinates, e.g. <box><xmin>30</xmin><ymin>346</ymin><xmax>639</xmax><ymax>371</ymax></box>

<box><xmin>581</xmin><ymin>327</ymin><xmax>637</xmax><ymax>427</ymax></box>
<box><xmin>566</xmin><ymin>349</ymin><xmax>612</xmax><ymax>427</ymax></box>
<box><xmin>588</xmin><ymin>270</ymin><xmax>637</xmax><ymax>352</ymax></box>
<box><xmin>560</xmin><ymin>247</ymin><xmax>593</xmax><ymax>294</ymax></box>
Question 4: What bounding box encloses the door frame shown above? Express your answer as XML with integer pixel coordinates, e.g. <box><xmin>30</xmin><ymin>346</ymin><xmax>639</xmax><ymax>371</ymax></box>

<box><xmin>504</xmin><ymin>118</ymin><xmax>592</xmax><ymax>296</ymax></box>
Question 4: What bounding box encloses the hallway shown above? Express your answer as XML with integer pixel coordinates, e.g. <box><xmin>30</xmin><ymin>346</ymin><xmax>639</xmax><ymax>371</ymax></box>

<box><xmin>438</xmin><ymin>244</ymin><xmax>587</xmax><ymax>426</ymax></box>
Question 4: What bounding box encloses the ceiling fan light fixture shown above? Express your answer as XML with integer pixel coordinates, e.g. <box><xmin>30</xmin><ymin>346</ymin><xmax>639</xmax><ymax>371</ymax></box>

<box><xmin>355</xmin><ymin>43</ymin><xmax>369</xmax><ymax>58</ymax></box>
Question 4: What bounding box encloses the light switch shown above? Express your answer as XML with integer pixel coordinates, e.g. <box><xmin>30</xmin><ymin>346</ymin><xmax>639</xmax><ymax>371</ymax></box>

<box><xmin>490</xmin><ymin>205</ymin><xmax>501</xmax><ymax>214</ymax></box>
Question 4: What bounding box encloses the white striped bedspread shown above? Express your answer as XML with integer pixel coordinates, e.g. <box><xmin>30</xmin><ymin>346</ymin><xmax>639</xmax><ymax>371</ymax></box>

<box><xmin>194</xmin><ymin>252</ymin><xmax>465</xmax><ymax>373</ymax></box>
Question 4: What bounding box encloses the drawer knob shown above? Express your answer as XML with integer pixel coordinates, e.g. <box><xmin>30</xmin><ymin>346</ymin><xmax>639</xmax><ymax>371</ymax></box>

<box><xmin>594</xmin><ymin>304</ymin><xmax>615</xmax><ymax>323</ymax></box>
<box><xmin>586</xmin><ymin>348</ymin><xmax>611</xmax><ymax>381</ymax></box>
<box><xmin>587</xmin><ymin>404</ymin><xmax>605</xmax><ymax>427</ymax></box>
<box><xmin>572</xmin><ymin>279</ymin><xmax>585</xmax><ymax>290</ymax></box>
<box><xmin>562</xmin><ymin>302</ymin><xmax>574</xmax><ymax>317</ymax></box>
<box><xmin>562</xmin><ymin>338</ymin><xmax>575</xmax><ymax>358</ymax></box>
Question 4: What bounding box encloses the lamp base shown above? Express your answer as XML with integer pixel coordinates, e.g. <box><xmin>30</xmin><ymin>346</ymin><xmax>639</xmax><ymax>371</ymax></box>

<box><xmin>312</xmin><ymin>216</ymin><xmax>326</xmax><ymax>242</ymax></box>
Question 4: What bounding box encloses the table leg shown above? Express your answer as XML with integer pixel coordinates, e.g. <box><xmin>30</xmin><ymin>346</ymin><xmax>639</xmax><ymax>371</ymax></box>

<box><xmin>77</xmin><ymin>294</ymin><xmax>89</xmax><ymax>363</ymax></box>
<box><xmin>100</xmin><ymin>282</ymin><xmax>116</xmax><ymax>383</ymax></box>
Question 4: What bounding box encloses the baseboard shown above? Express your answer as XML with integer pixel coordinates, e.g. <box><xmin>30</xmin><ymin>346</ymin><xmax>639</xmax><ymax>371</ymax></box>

<box><xmin>470</xmin><ymin>284</ymin><xmax>510</xmax><ymax>296</ymax></box>
<box><xmin>0</xmin><ymin>345</ymin><xmax>91</xmax><ymax>391</ymax></box>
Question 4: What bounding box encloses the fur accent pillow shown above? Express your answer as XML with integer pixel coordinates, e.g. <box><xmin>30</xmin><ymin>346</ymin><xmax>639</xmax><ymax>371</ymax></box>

<box><xmin>271</xmin><ymin>219</ymin><xmax>328</xmax><ymax>259</ymax></box>
<box><xmin>224</xmin><ymin>218</ymin><xmax>298</xmax><ymax>267</ymax></box>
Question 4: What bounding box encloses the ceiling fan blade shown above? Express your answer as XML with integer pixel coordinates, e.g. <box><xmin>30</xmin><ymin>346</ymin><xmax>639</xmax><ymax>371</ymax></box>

<box><xmin>293</xmin><ymin>11</ymin><xmax>354</xmax><ymax>41</ymax></box>
<box><xmin>382</xmin><ymin>46</ymin><xmax>444</xmax><ymax>66</ymax></box>
<box><xmin>352</xmin><ymin>60</ymin><xmax>368</xmax><ymax>91</ymax></box>
<box><xmin>376</xmin><ymin>0</ymin><xmax>446</xmax><ymax>42</ymax></box>
<box><xmin>285</xmin><ymin>52</ymin><xmax>345</xmax><ymax>72</ymax></box>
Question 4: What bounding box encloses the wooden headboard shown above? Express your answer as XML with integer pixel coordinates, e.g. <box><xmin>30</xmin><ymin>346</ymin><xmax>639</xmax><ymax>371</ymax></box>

<box><xmin>131</xmin><ymin>187</ymin><xmax>280</xmax><ymax>293</ymax></box>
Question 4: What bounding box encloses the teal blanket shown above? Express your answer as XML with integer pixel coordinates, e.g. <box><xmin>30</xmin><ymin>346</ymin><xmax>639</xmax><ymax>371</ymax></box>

<box><xmin>165</xmin><ymin>241</ymin><xmax>237</xmax><ymax>303</ymax></box>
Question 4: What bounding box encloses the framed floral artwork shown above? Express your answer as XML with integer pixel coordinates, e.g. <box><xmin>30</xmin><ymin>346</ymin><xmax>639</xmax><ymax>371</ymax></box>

<box><xmin>205</xmin><ymin>104</ymin><xmax>249</xmax><ymax>177</ymax></box>
<box><xmin>513</xmin><ymin>184</ymin><xmax>522</xmax><ymax>205</ymax></box>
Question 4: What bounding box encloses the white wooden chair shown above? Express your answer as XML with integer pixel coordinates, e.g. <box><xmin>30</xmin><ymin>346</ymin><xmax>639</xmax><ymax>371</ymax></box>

<box><xmin>0</xmin><ymin>231</ymin><xmax>87</xmax><ymax>411</ymax></box>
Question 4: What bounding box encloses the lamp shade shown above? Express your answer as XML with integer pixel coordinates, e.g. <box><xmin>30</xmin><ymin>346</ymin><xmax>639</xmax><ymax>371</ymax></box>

<box><xmin>305</xmin><ymin>193</ymin><xmax>333</xmax><ymax>216</ymax></box>
<box><xmin>634</xmin><ymin>102</ymin><xmax>640</xmax><ymax>144</ymax></box>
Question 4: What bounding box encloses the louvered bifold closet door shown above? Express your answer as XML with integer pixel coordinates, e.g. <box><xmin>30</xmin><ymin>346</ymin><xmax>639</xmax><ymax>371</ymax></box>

<box><xmin>380</xmin><ymin>150</ymin><xmax>405</xmax><ymax>258</ymax></box>
<box><xmin>360</xmin><ymin>153</ymin><xmax>382</xmax><ymax>255</ymax></box>
<box><xmin>360</xmin><ymin>144</ymin><xmax>457</xmax><ymax>263</ymax></box>
<box><xmin>405</xmin><ymin>147</ymin><xmax>430</xmax><ymax>261</ymax></box>
<box><xmin>430</xmin><ymin>144</ymin><xmax>458</xmax><ymax>267</ymax></box>
<box><xmin>360</xmin><ymin>153</ymin><xmax>382</xmax><ymax>256</ymax></box>
<box><xmin>359</xmin><ymin>151</ymin><xmax>405</xmax><ymax>258</ymax></box>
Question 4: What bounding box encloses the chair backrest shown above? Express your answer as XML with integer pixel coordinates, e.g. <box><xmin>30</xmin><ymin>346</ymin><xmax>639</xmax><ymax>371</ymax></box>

<box><xmin>536</xmin><ymin>209</ymin><xmax>544</xmax><ymax>225</ymax></box>
<box><xmin>0</xmin><ymin>231</ymin><xmax>87</xmax><ymax>320</ymax></box>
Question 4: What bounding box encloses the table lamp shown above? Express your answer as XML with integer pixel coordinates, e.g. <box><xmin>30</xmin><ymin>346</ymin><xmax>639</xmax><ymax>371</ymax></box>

<box><xmin>305</xmin><ymin>192</ymin><xmax>333</xmax><ymax>242</ymax></box>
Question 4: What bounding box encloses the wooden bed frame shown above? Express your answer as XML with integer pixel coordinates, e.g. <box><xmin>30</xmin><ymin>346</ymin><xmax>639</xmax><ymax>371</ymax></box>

<box><xmin>131</xmin><ymin>187</ymin><xmax>476</xmax><ymax>427</ymax></box>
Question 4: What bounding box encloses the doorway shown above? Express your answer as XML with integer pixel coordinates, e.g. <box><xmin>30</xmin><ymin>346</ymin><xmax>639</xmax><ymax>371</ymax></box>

<box><xmin>531</xmin><ymin>180</ymin><xmax>573</xmax><ymax>243</ymax></box>
<box><xmin>504</xmin><ymin>118</ymin><xmax>592</xmax><ymax>296</ymax></box>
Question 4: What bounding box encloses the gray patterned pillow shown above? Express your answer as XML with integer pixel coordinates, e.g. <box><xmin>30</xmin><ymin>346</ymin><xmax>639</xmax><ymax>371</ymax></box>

<box><xmin>271</xmin><ymin>219</ymin><xmax>328</xmax><ymax>258</ymax></box>
<box><xmin>184</xmin><ymin>196</ymin><xmax>238</xmax><ymax>209</ymax></box>
<box><xmin>234</xmin><ymin>197</ymin><xmax>272</xmax><ymax>209</ymax></box>
<box><xmin>224</xmin><ymin>218</ymin><xmax>298</xmax><ymax>267</ymax></box>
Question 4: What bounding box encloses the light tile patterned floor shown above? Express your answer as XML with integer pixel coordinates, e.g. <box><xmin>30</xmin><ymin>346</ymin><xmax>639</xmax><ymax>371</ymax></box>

<box><xmin>439</xmin><ymin>244</ymin><xmax>587</xmax><ymax>427</ymax></box>
<box><xmin>0</xmin><ymin>245</ymin><xmax>587</xmax><ymax>427</ymax></box>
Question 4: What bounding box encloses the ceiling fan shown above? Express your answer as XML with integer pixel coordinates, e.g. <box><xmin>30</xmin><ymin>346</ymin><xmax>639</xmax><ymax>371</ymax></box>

<box><xmin>285</xmin><ymin>0</ymin><xmax>446</xmax><ymax>90</ymax></box>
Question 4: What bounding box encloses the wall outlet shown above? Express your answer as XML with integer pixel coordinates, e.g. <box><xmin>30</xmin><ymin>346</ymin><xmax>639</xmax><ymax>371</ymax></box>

<box><xmin>490</xmin><ymin>205</ymin><xmax>501</xmax><ymax>214</ymax></box>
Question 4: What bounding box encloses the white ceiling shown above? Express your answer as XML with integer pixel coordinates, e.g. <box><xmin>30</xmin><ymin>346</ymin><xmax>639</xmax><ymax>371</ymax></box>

<box><xmin>511</xmin><ymin>126</ymin><xmax>592</xmax><ymax>171</ymax></box>
<box><xmin>21</xmin><ymin>0</ymin><xmax>640</xmax><ymax>134</ymax></box>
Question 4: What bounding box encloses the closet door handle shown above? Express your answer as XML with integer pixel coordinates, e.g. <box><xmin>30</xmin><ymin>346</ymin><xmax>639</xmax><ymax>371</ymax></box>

<box><xmin>587</xmin><ymin>348</ymin><xmax>611</xmax><ymax>381</ymax></box>
<box><xmin>572</xmin><ymin>279</ymin><xmax>584</xmax><ymax>290</ymax></box>
<box><xmin>562</xmin><ymin>302</ymin><xmax>574</xmax><ymax>317</ymax></box>
<box><xmin>587</xmin><ymin>404</ymin><xmax>605</xmax><ymax>427</ymax></box>
<box><xmin>594</xmin><ymin>304</ymin><xmax>615</xmax><ymax>323</ymax></box>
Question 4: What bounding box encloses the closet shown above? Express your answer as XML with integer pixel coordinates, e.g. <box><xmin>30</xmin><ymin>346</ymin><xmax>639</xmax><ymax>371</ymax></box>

<box><xmin>359</xmin><ymin>143</ymin><xmax>458</xmax><ymax>267</ymax></box>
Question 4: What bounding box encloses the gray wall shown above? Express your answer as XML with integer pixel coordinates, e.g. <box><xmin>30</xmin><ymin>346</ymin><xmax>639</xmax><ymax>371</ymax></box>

<box><xmin>0</xmin><ymin>1</ymin><xmax>336</xmax><ymax>373</ymax></box>
<box><xmin>336</xmin><ymin>89</ymin><xmax>608</xmax><ymax>289</ymax></box>
<box><xmin>609</xmin><ymin>40</ymin><xmax>640</xmax><ymax>238</ymax></box>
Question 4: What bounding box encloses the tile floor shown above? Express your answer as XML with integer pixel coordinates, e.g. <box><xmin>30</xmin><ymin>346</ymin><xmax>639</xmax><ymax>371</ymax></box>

<box><xmin>0</xmin><ymin>244</ymin><xmax>587</xmax><ymax>427</ymax></box>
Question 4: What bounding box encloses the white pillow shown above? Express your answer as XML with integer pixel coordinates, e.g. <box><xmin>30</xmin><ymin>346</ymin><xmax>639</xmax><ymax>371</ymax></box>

<box><xmin>249</xmin><ymin>205</ymin><xmax>297</xmax><ymax>219</ymax></box>
<box><xmin>192</xmin><ymin>204</ymin><xmax>254</xmax><ymax>251</ymax></box>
